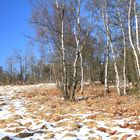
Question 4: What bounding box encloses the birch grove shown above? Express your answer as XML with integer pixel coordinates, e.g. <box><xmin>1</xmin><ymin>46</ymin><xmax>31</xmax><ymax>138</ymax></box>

<box><xmin>1</xmin><ymin>0</ymin><xmax>140</xmax><ymax>99</ymax></box>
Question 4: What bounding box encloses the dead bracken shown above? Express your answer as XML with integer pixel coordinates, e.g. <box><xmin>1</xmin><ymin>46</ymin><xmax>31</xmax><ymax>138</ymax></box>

<box><xmin>0</xmin><ymin>84</ymin><xmax>140</xmax><ymax>139</ymax></box>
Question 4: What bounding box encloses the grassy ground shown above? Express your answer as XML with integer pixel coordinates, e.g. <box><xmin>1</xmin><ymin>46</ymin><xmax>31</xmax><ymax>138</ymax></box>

<box><xmin>0</xmin><ymin>84</ymin><xmax>140</xmax><ymax>139</ymax></box>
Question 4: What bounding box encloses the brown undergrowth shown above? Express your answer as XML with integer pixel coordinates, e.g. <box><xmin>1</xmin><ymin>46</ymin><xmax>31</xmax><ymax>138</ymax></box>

<box><xmin>1</xmin><ymin>84</ymin><xmax>140</xmax><ymax>139</ymax></box>
<box><xmin>17</xmin><ymin>85</ymin><xmax>140</xmax><ymax>119</ymax></box>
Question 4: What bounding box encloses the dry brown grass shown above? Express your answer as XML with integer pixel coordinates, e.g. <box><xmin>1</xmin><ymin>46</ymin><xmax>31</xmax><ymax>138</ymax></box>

<box><xmin>1</xmin><ymin>85</ymin><xmax>140</xmax><ymax>139</ymax></box>
<box><xmin>85</xmin><ymin>93</ymin><xmax>140</xmax><ymax>118</ymax></box>
<box><xmin>16</xmin><ymin>85</ymin><xmax>140</xmax><ymax>120</ymax></box>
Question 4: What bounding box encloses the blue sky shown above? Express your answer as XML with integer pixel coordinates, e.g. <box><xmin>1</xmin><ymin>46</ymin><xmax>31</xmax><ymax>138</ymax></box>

<box><xmin>0</xmin><ymin>0</ymin><xmax>33</xmax><ymax>67</ymax></box>
<box><xmin>1</xmin><ymin>0</ymin><xmax>140</xmax><ymax>68</ymax></box>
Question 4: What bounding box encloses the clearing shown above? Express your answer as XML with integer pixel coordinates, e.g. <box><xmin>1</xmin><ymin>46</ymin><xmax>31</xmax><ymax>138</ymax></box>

<box><xmin>0</xmin><ymin>84</ymin><xmax>140</xmax><ymax>140</ymax></box>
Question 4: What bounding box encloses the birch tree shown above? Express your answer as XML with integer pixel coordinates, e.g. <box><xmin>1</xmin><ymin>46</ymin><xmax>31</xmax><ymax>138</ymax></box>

<box><xmin>128</xmin><ymin>0</ymin><xmax>140</xmax><ymax>79</ymax></box>
<box><xmin>70</xmin><ymin>0</ymin><xmax>80</xmax><ymax>100</ymax></box>
<box><xmin>55</xmin><ymin>0</ymin><xmax>69</xmax><ymax>99</ymax></box>
<box><xmin>30</xmin><ymin>0</ymin><xmax>70</xmax><ymax>99</ymax></box>
<box><xmin>71</xmin><ymin>0</ymin><xmax>90</xmax><ymax>100</ymax></box>
<box><xmin>101</xmin><ymin>2</ymin><xmax>110</xmax><ymax>94</ymax></box>
<box><xmin>101</xmin><ymin>0</ymin><xmax>121</xmax><ymax>95</ymax></box>
<box><xmin>116</xmin><ymin>5</ymin><xmax>127</xmax><ymax>95</ymax></box>
<box><xmin>134</xmin><ymin>0</ymin><xmax>140</xmax><ymax>56</ymax></box>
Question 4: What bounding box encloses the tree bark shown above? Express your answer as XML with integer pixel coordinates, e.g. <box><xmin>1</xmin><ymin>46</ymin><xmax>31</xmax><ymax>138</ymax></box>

<box><xmin>61</xmin><ymin>13</ymin><xmax>68</xmax><ymax>99</ymax></box>
<box><xmin>102</xmin><ymin>0</ymin><xmax>121</xmax><ymax>95</ymax></box>
<box><xmin>101</xmin><ymin>1</ymin><xmax>109</xmax><ymax>94</ymax></box>
<box><xmin>110</xmin><ymin>43</ymin><xmax>121</xmax><ymax>95</ymax></box>
<box><xmin>134</xmin><ymin>0</ymin><xmax>140</xmax><ymax>56</ymax></box>
<box><xmin>128</xmin><ymin>0</ymin><xmax>140</xmax><ymax>78</ymax></box>
<box><xmin>71</xmin><ymin>0</ymin><xmax>81</xmax><ymax>101</ymax></box>
<box><xmin>80</xmin><ymin>52</ymin><xmax>84</xmax><ymax>94</ymax></box>
<box><xmin>56</xmin><ymin>0</ymin><xmax>69</xmax><ymax>99</ymax></box>
<box><xmin>104</xmin><ymin>44</ymin><xmax>109</xmax><ymax>94</ymax></box>
<box><xmin>117</xmin><ymin>9</ymin><xmax>127</xmax><ymax>95</ymax></box>
<box><xmin>71</xmin><ymin>49</ymin><xmax>79</xmax><ymax>101</ymax></box>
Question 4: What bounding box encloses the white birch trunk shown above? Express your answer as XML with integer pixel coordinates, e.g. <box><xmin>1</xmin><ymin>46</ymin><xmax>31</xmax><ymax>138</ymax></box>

<box><xmin>56</xmin><ymin>0</ymin><xmax>68</xmax><ymax>99</ymax></box>
<box><xmin>71</xmin><ymin>20</ymin><xmax>80</xmax><ymax>100</ymax></box>
<box><xmin>71</xmin><ymin>0</ymin><xmax>81</xmax><ymax>100</ymax></box>
<box><xmin>104</xmin><ymin>44</ymin><xmax>109</xmax><ymax>94</ymax></box>
<box><xmin>117</xmin><ymin>9</ymin><xmax>127</xmax><ymax>95</ymax></box>
<box><xmin>128</xmin><ymin>0</ymin><xmax>140</xmax><ymax>78</ymax></box>
<box><xmin>122</xmin><ymin>30</ymin><xmax>127</xmax><ymax>95</ymax></box>
<box><xmin>80</xmin><ymin>52</ymin><xmax>84</xmax><ymax>94</ymax></box>
<box><xmin>101</xmin><ymin>2</ymin><xmax>109</xmax><ymax>94</ymax></box>
<box><xmin>107</xmin><ymin>29</ymin><xmax>120</xmax><ymax>96</ymax></box>
<box><xmin>71</xmin><ymin>0</ymin><xmax>89</xmax><ymax>100</ymax></box>
<box><xmin>61</xmin><ymin>16</ymin><xmax>68</xmax><ymax>99</ymax></box>
<box><xmin>71</xmin><ymin>49</ymin><xmax>79</xmax><ymax>100</ymax></box>
<box><xmin>110</xmin><ymin>43</ymin><xmax>121</xmax><ymax>95</ymax></box>
<box><xmin>102</xmin><ymin>0</ymin><xmax>121</xmax><ymax>95</ymax></box>
<box><xmin>134</xmin><ymin>0</ymin><xmax>140</xmax><ymax>56</ymax></box>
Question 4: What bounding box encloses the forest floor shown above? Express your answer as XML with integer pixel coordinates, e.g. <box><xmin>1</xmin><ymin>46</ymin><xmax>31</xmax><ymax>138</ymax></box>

<box><xmin>0</xmin><ymin>84</ymin><xmax>140</xmax><ymax>140</ymax></box>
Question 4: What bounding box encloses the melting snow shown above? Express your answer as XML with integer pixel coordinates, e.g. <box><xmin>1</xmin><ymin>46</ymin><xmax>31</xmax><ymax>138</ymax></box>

<box><xmin>0</xmin><ymin>84</ymin><xmax>140</xmax><ymax>139</ymax></box>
